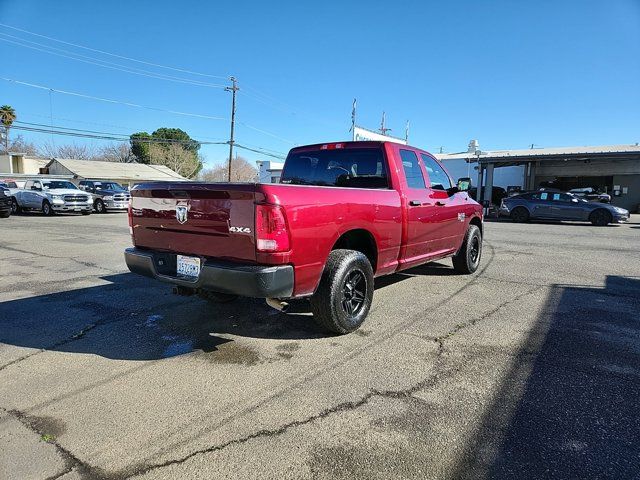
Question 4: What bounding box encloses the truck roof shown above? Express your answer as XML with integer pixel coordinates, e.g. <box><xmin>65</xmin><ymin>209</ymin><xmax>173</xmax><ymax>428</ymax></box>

<box><xmin>289</xmin><ymin>141</ymin><xmax>431</xmax><ymax>155</ymax></box>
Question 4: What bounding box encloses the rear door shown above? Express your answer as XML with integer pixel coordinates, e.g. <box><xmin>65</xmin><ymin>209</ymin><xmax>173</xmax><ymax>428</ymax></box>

<box><xmin>130</xmin><ymin>183</ymin><xmax>257</xmax><ymax>262</ymax></box>
<box><xmin>549</xmin><ymin>193</ymin><xmax>584</xmax><ymax>220</ymax></box>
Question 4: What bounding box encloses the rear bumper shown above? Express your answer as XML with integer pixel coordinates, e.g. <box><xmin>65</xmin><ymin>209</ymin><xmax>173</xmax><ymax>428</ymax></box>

<box><xmin>124</xmin><ymin>247</ymin><xmax>294</xmax><ymax>298</ymax></box>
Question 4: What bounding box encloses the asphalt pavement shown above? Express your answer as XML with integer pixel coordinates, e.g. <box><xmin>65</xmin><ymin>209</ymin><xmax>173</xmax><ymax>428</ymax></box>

<box><xmin>1</xmin><ymin>211</ymin><xmax>639</xmax><ymax>480</ymax></box>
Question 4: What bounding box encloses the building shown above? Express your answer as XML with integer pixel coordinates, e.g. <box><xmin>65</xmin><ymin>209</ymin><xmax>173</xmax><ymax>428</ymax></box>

<box><xmin>0</xmin><ymin>152</ymin><xmax>50</xmax><ymax>175</ymax></box>
<box><xmin>256</xmin><ymin>160</ymin><xmax>284</xmax><ymax>183</ymax></box>
<box><xmin>437</xmin><ymin>141</ymin><xmax>640</xmax><ymax>211</ymax></box>
<box><xmin>45</xmin><ymin>158</ymin><xmax>185</xmax><ymax>187</ymax></box>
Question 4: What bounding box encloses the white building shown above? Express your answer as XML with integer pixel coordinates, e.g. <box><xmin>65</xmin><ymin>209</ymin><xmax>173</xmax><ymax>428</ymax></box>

<box><xmin>256</xmin><ymin>160</ymin><xmax>284</xmax><ymax>183</ymax></box>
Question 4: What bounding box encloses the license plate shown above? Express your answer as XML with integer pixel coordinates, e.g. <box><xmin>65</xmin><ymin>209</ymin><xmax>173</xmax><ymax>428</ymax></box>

<box><xmin>74</xmin><ymin>207</ymin><xmax>82</xmax><ymax>211</ymax></box>
<box><xmin>176</xmin><ymin>255</ymin><xmax>201</xmax><ymax>278</ymax></box>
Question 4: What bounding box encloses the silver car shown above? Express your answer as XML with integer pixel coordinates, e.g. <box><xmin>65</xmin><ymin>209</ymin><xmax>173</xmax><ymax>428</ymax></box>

<box><xmin>12</xmin><ymin>179</ymin><xmax>92</xmax><ymax>215</ymax></box>
<box><xmin>500</xmin><ymin>191</ymin><xmax>629</xmax><ymax>226</ymax></box>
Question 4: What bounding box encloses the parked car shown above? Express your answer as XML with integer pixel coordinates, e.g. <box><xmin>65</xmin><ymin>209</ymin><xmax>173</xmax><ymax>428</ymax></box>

<box><xmin>12</xmin><ymin>179</ymin><xmax>92</xmax><ymax>215</ymax></box>
<box><xmin>125</xmin><ymin>141</ymin><xmax>483</xmax><ymax>334</ymax></box>
<box><xmin>79</xmin><ymin>180</ymin><xmax>131</xmax><ymax>213</ymax></box>
<box><xmin>568</xmin><ymin>187</ymin><xmax>611</xmax><ymax>203</ymax></box>
<box><xmin>0</xmin><ymin>185</ymin><xmax>11</xmax><ymax>218</ymax></box>
<box><xmin>499</xmin><ymin>191</ymin><xmax>628</xmax><ymax>226</ymax></box>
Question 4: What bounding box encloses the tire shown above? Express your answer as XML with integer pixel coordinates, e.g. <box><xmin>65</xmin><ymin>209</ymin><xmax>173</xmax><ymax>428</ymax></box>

<box><xmin>11</xmin><ymin>198</ymin><xmax>21</xmax><ymax>214</ymax></box>
<box><xmin>452</xmin><ymin>224</ymin><xmax>482</xmax><ymax>274</ymax></box>
<box><xmin>94</xmin><ymin>199</ymin><xmax>106</xmax><ymax>213</ymax></box>
<box><xmin>42</xmin><ymin>201</ymin><xmax>54</xmax><ymax>216</ymax></box>
<box><xmin>0</xmin><ymin>209</ymin><xmax>10</xmax><ymax>218</ymax></box>
<box><xmin>510</xmin><ymin>206</ymin><xmax>529</xmax><ymax>223</ymax></box>
<box><xmin>198</xmin><ymin>290</ymin><xmax>238</xmax><ymax>303</ymax></box>
<box><xmin>589</xmin><ymin>208</ymin><xmax>611</xmax><ymax>226</ymax></box>
<box><xmin>310</xmin><ymin>249</ymin><xmax>374</xmax><ymax>334</ymax></box>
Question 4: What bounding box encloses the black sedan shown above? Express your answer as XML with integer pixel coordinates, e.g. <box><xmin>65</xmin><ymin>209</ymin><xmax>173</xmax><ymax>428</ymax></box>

<box><xmin>0</xmin><ymin>186</ymin><xmax>11</xmax><ymax>218</ymax></box>
<box><xmin>499</xmin><ymin>191</ymin><xmax>629</xmax><ymax>226</ymax></box>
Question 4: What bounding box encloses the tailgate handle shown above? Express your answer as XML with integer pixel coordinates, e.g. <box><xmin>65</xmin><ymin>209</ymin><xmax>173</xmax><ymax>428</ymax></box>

<box><xmin>435</xmin><ymin>201</ymin><xmax>446</xmax><ymax>206</ymax></box>
<box><xmin>409</xmin><ymin>200</ymin><xmax>421</xmax><ymax>206</ymax></box>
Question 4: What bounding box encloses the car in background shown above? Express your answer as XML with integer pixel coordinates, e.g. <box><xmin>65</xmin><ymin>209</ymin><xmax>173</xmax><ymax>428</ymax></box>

<box><xmin>499</xmin><ymin>191</ymin><xmax>628</xmax><ymax>226</ymax></box>
<box><xmin>469</xmin><ymin>186</ymin><xmax>507</xmax><ymax>206</ymax></box>
<box><xmin>12</xmin><ymin>179</ymin><xmax>92</xmax><ymax>215</ymax></box>
<box><xmin>0</xmin><ymin>185</ymin><xmax>11</xmax><ymax>218</ymax></box>
<box><xmin>568</xmin><ymin>187</ymin><xmax>611</xmax><ymax>203</ymax></box>
<box><xmin>79</xmin><ymin>180</ymin><xmax>131</xmax><ymax>213</ymax></box>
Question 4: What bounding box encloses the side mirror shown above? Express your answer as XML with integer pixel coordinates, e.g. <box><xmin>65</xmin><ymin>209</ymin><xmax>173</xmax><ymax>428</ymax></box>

<box><xmin>457</xmin><ymin>177</ymin><xmax>471</xmax><ymax>192</ymax></box>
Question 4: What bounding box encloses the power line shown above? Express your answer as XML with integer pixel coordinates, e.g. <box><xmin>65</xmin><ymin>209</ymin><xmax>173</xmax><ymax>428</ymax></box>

<box><xmin>11</xmin><ymin>122</ymin><xmax>287</xmax><ymax>159</ymax></box>
<box><xmin>0</xmin><ymin>34</ymin><xmax>227</xmax><ymax>88</ymax></box>
<box><xmin>2</xmin><ymin>77</ymin><xmax>228</xmax><ymax>120</ymax></box>
<box><xmin>0</xmin><ymin>22</ymin><xmax>229</xmax><ymax>80</ymax></box>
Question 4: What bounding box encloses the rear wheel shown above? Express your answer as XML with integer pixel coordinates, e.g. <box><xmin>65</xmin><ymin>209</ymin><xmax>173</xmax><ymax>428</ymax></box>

<box><xmin>94</xmin><ymin>199</ymin><xmax>106</xmax><ymax>213</ymax></box>
<box><xmin>453</xmin><ymin>225</ymin><xmax>482</xmax><ymax>274</ymax></box>
<box><xmin>510</xmin><ymin>207</ymin><xmax>529</xmax><ymax>223</ymax></box>
<box><xmin>589</xmin><ymin>208</ymin><xmax>611</xmax><ymax>226</ymax></box>
<box><xmin>310</xmin><ymin>249</ymin><xmax>374</xmax><ymax>334</ymax></box>
<box><xmin>11</xmin><ymin>198</ymin><xmax>20</xmax><ymax>214</ymax></box>
<box><xmin>42</xmin><ymin>201</ymin><xmax>54</xmax><ymax>216</ymax></box>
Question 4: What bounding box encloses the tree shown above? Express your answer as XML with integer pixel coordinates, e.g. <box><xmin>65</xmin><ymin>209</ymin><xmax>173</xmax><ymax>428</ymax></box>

<box><xmin>97</xmin><ymin>143</ymin><xmax>134</xmax><ymax>162</ymax></box>
<box><xmin>40</xmin><ymin>142</ymin><xmax>97</xmax><ymax>160</ymax></box>
<box><xmin>199</xmin><ymin>156</ymin><xmax>258</xmax><ymax>182</ymax></box>
<box><xmin>3</xmin><ymin>134</ymin><xmax>38</xmax><ymax>156</ymax></box>
<box><xmin>130</xmin><ymin>128</ymin><xmax>200</xmax><ymax>165</ymax></box>
<box><xmin>0</xmin><ymin>105</ymin><xmax>17</xmax><ymax>153</ymax></box>
<box><xmin>148</xmin><ymin>143</ymin><xmax>203</xmax><ymax>178</ymax></box>
<box><xmin>129</xmin><ymin>132</ymin><xmax>152</xmax><ymax>164</ymax></box>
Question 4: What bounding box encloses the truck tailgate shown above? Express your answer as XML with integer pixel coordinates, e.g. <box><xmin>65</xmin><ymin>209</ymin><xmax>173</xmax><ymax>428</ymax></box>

<box><xmin>130</xmin><ymin>183</ymin><xmax>257</xmax><ymax>262</ymax></box>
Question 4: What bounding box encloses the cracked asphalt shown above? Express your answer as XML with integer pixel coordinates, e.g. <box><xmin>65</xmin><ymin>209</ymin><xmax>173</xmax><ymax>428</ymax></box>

<box><xmin>1</xmin><ymin>212</ymin><xmax>639</xmax><ymax>479</ymax></box>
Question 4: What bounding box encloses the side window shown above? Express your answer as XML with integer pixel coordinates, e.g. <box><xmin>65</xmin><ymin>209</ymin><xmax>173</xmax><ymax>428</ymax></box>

<box><xmin>400</xmin><ymin>150</ymin><xmax>426</xmax><ymax>189</ymax></box>
<box><xmin>557</xmin><ymin>193</ymin><xmax>572</xmax><ymax>202</ymax></box>
<box><xmin>25</xmin><ymin>180</ymin><xmax>33</xmax><ymax>190</ymax></box>
<box><xmin>420</xmin><ymin>154</ymin><xmax>452</xmax><ymax>190</ymax></box>
<box><xmin>34</xmin><ymin>181</ymin><xmax>42</xmax><ymax>190</ymax></box>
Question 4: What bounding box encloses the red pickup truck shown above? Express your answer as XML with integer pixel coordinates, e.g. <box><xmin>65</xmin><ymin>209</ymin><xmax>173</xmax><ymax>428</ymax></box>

<box><xmin>125</xmin><ymin>141</ymin><xmax>483</xmax><ymax>333</ymax></box>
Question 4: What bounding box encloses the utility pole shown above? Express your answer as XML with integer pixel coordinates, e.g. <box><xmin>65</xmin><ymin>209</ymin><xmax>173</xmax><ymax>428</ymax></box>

<box><xmin>405</xmin><ymin>120</ymin><xmax>409</xmax><ymax>143</ymax></box>
<box><xmin>379</xmin><ymin>111</ymin><xmax>391</xmax><ymax>136</ymax></box>
<box><xmin>225</xmin><ymin>76</ymin><xmax>239</xmax><ymax>182</ymax></box>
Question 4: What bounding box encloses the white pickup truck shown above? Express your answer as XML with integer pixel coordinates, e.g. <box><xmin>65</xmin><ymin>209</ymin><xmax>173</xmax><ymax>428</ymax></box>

<box><xmin>11</xmin><ymin>179</ymin><xmax>92</xmax><ymax>215</ymax></box>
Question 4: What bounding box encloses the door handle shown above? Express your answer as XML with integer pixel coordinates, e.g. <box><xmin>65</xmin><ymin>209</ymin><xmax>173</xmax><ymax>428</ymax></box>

<box><xmin>435</xmin><ymin>201</ymin><xmax>446</xmax><ymax>206</ymax></box>
<box><xmin>409</xmin><ymin>200</ymin><xmax>421</xmax><ymax>206</ymax></box>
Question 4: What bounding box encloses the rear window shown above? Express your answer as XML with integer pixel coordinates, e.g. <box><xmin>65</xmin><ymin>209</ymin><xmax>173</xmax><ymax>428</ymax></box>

<box><xmin>280</xmin><ymin>148</ymin><xmax>389</xmax><ymax>189</ymax></box>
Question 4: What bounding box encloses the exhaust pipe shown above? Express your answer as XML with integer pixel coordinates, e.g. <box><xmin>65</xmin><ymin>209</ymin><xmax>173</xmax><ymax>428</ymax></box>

<box><xmin>266</xmin><ymin>298</ymin><xmax>289</xmax><ymax>313</ymax></box>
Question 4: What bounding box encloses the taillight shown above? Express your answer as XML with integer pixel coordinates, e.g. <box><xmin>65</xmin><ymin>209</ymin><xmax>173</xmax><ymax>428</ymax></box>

<box><xmin>255</xmin><ymin>204</ymin><xmax>290</xmax><ymax>252</ymax></box>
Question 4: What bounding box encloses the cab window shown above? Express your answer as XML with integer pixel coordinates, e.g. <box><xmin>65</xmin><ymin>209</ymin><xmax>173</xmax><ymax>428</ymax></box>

<box><xmin>420</xmin><ymin>154</ymin><xmax>452</xmax><ymax>190</ymax></box>
<box><xmin>400</xmin><ymin>150</ymin><xmax>426</xmax><ymax>189</ymax></box>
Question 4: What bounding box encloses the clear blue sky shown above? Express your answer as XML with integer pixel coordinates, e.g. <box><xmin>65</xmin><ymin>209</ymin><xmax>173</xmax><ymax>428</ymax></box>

<box><xmin>1</xmin><ymin>0</ymin><xmax>639</xmax><ymax>167</ymax></box>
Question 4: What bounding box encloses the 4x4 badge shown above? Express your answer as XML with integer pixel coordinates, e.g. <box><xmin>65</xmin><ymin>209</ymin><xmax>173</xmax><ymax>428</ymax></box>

<box><xmin>458</xmin><ymin>212</ymin><xmax>466</xmax><ymax>222</ymax></box>
<box><xmin>176</xmin><ymin>205</ymin><xmax>188</xmax><ymax>224</ymax></box>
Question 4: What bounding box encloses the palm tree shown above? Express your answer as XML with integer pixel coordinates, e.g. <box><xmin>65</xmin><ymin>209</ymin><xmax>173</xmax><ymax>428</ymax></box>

<box><xmin>0</xmin><ymin>105</ymin><xmax>17</xmax><ymax>153</ymax></box>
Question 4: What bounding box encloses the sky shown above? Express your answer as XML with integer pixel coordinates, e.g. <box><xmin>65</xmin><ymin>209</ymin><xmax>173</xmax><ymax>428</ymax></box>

<box><xmin>1</xmin><ymin>0</ymin><xmax>639</xmax><ymax>168</ymax></box>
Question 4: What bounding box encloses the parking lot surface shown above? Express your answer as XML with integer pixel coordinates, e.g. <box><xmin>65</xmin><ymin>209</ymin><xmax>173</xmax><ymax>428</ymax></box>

<box><xmin>1</xmin><ymin>212</ymin><xmax>639</xmax><ymax>479</ymax></box>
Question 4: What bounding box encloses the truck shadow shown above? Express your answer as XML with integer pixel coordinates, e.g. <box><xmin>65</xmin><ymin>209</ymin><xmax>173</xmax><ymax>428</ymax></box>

<box><xmin>0</xmin><ymin>261</ymin><xmax>464</xmax><ymax>362</ymax></box>
<box><xmin>450</xmin><ymin>275</ymin><xmax>640</xmax><ymax>479</ymax></box>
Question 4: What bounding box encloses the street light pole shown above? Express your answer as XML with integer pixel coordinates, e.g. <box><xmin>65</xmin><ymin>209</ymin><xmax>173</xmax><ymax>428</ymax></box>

<box><xmin>225</xmin><ymin>76</ymin><xmax>239</xmax><ymax>182</ymax></box>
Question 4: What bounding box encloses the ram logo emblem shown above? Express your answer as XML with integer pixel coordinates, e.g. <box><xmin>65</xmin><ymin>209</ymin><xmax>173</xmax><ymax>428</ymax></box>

<box><xmin>176</xmin><ymin>205</ymin><xmax>188</xmax><ymax>224</ymax></box>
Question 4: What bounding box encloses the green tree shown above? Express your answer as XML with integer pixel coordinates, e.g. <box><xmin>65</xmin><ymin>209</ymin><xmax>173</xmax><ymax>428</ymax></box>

<box><xmin>0</xmin><ymin>105</ymin><xmax>17</xmax><ymax>153</ymax></box>
<box><xmin>129</xmin><ymin>128</ymin><xmax>200</xmax><ymax>165</ymax></box>
<box><xmin>130</xmin><ymin>132</ymin><xmax>152</xmax><ymax>164</ymax></box>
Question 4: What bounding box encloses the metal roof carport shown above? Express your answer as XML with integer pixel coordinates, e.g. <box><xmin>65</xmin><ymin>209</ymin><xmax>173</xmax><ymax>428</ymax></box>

<box><xmin>439</xmin><ymin>144</ymin><xmax>640</xmax><ymax>211</ymax></box>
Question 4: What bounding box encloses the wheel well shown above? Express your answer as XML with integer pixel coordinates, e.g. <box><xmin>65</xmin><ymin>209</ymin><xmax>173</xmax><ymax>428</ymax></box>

<box><xmin>590</xmin><ymin>208</ymin><xmax>612</xmax><ymax>219</ymax></box>
<box><xmin>332</xmin><ymin>229</ymin><xmax>378</xmax><ymax>272</ymax></box>
<box><xmin>469</xmin><ymin>216</ymin><xmax>483</xmax><ymax>236</ymax></box>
